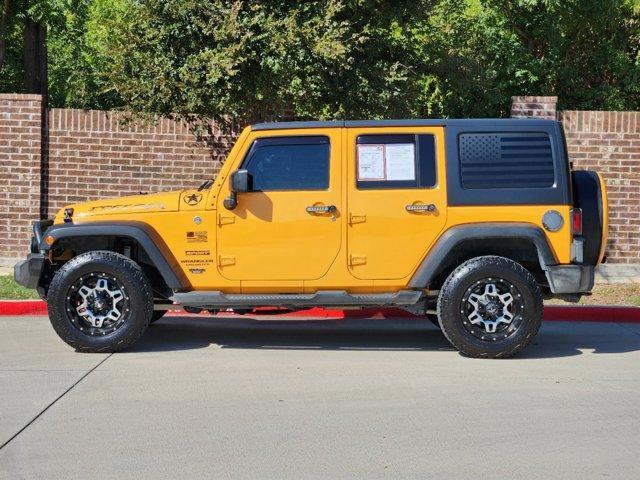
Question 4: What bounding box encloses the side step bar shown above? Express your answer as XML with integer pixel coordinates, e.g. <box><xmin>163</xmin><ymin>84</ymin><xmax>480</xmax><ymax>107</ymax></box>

<box><xmin>170</xmin><ymin>289</ymin><xmax>424</xmax><ymax>310</ymax></box>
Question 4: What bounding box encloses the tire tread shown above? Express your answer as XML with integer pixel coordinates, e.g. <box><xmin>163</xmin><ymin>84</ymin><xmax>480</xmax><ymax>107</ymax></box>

<box><xmin>47</xmin><ymin>251</ymin><xmax>153</xmax><ymax>352</ymax></box>
<box><xmin>437</xmin><ymin>255</ymin><xmax>543</xmax><ymax>358</ymax></box>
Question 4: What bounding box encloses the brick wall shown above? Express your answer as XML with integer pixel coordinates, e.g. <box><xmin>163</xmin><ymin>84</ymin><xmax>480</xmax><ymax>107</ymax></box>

<box><xmin>0</xmin><ymin>98</ymin><xmax>235</xmax><ymax>268</ymax></box>
<box><xmin>510</xmin><ymin>96</ymin><xmax>558</xmax><ymax>119</ymax></box>
<box><xmin>0</xmin><ymin>94</ymin><xmax>42</xmax><ymax>266</ymax></box>
<box><xmin>45</xmin><ymin>109</ymin><xmax>232</xmax><ymax>217</ymax></box>
<box><xmin>2</xmin><ymin>94</ymin><xmax>639</xmax><ymax>268</ymax></box>
<box><xmin>559</xmin><ymin>110</ymin><xmax>640</xmax><ymax>263</ymax></box>
<box><xmin>511</xmin><ymin>96</ymin><xmax>640</xmax><ymax>265</ymax></box>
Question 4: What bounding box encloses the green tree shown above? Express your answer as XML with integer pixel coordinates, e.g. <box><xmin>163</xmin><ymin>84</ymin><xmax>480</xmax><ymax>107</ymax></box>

<box><xmin>2</xmin><ymin>1</ymin><xmax>640</xmax><ymax>117</ymax></box>
<box><xmin>98</xmin><ymin>0</ymin><xmax>640</xmax><ymax>121</ymax></box>
<box><xmin>0</xmin><ymin>0</ymin><xmax>125</xmax><ymax>107</ymax></box>
<box><xmin>0</xmin><ymin>0</ymin><xmax>65</xmax><ymax>96</ymax></box>
<box><xmin>47</xmin><ymin>0</ymin><xmax>131</xmax><ymax>108</ymax></box>
<box><xmin>422</xmin><ymin>0</ymin><xmax>640</xmax><ymax>116</ymax></box>
<box><xmin>0</xmin><ymin>0</ymin><xmax>23</xmax><ymax>92</ymax></box>
<box><xmin>97</xmin><ymin>0</ymin><xmax>442</xmax><ymax>123</ymax></box>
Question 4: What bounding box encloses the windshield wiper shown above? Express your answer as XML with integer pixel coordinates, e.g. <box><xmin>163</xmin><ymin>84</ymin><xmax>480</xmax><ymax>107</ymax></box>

<box><xmin>198</xmin><ymin>178</ymin><xmax>214</xmax><ymax>191</ymax></box>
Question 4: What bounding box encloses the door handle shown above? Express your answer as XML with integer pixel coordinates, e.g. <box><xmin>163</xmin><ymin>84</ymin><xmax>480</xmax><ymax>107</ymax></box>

<box><xmin>405</xmin><ymin>203</ymin><xmax>436</xmax><ymax>213</ymax></box>
<box><xmin>349</xmin><ymin>213</ymin><xmax>367</xmax><ymax>225</ymax></box>
<box><xmin>306</xmin><ymin>205</ymin><xmax>337</xmax><ymax>214</ymax></box>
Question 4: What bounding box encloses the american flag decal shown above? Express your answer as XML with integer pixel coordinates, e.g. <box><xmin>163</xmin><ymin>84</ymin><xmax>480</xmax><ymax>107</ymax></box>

<box><xmin>186</xmin><ymin>231</ymin><xmax>207</xmax><ymax>243</ymax></box>
<box><xmin>459</xmin><ymin>133</ymin><xmax>555</xmax><ymax>189</ymax></box>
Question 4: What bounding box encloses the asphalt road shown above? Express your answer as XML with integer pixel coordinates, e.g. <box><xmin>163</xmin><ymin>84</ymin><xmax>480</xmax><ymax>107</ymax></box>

<box><xmin>1</xmin><ymin>314</ymin><xmax>639</xmax><ymax>479</ymax></box>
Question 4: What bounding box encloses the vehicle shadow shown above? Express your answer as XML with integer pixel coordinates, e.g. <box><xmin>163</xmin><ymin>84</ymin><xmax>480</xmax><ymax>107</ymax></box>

<box><xmin>131</xmin><ymin>316</ymin><xmax>453</xmax><ymax>353</ymax></box>
<box><xmin>127</xmin><ymin>315</ymin><xmax>640</xmax><ymax>359</ymax></box>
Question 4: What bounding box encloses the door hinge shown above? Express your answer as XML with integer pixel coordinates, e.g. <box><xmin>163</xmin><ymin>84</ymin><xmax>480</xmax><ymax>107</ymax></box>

<box><xmin>218</xmin><ymin>214</ymin><xmax>235</xmax><ymax>226</ymax></box>
<box><xmin>349</xmin><ymin>213</ymin><xmax>367</xmax><ymax>225</ymax></box>
<box><xmin>218</xmin><ymin>255</ymin><xmax>236</xmax><ymax>267</ymax></box>
<box><xmin>349</xmin><ymin>254</ymin><xmax>367</xmax><ymax>266</ymax></box>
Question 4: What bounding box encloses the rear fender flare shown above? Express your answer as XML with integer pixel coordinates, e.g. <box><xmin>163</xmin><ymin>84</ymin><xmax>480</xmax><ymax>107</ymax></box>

<box><xmin>409</xmin><ymin>223</ymin><xmax>558</xmax><ymax>288</ymax></box>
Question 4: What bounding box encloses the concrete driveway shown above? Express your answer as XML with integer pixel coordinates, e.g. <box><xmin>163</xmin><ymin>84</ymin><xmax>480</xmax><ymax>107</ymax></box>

<box><xmin>1</xmin><ymin>314</ymin><xmax>639</xmax><ymax>479</ymax></box>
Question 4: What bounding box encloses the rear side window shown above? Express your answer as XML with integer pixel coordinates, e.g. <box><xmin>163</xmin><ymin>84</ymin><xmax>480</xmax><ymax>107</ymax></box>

<box><xmin>242</xmin><ymin>136</ymin><xmax>330</xmax><ymax>191</ymax></box>
<box><xmin>356</xmin><ymin>134</ymin><xmax>436</xmax><ymax>189</ymax></box>
<box><xmin>459</xmin><ymin>133</ymin><xmax>555</xmax><ymax>189</ymax></box>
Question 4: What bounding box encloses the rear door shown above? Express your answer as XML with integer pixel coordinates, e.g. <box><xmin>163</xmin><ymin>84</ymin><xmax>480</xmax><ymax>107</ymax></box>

<box><xmin>346</xmin><ymin>127</ymin><xmax>447</xmax><ymax>280</ymax></box>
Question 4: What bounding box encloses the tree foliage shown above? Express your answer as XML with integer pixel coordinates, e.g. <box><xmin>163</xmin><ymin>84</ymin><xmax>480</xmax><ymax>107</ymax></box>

<box><xmin>430</xmin><ymin>0</ymin><xmax>640</xmax><ymax>115</ymax></box>
<box><xmin>47</xmin><ymin>0</ymin><xmax>132</xmax><ymax>108</ymax></box>
<box><xmin>0</xmin><ymin>0</ymin><xmax>67</xmax><ymax>91</ymax></box>
<box><xmin>1</xmin><ymin>0</ymin><xmax>639</xmax><ymax>120</ymax></box>
<box><xmin>97</xmin><ymin>0</ymin><xmax>438</xmax><ymax>122</ymax></box>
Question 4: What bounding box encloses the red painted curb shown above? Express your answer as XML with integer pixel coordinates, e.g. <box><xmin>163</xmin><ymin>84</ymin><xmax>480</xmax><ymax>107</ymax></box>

<box><xmin>0</xmin><ymin>300</ymin><xmax>47</xmax><ymax>315</ymax></box>
<box><xmin>543</xmin><ymin>306</ymin><xmax>640</xmax><ymax>323</ymax></box>
<box><xmin>1</xmin><ymin>301</ymin><xmax>639</xmax><ymax>323</ymax></box>
<box><xmin>275</xmin><ymin>306</ymin><xmax>640</xmax><ymax>323</ymax></box>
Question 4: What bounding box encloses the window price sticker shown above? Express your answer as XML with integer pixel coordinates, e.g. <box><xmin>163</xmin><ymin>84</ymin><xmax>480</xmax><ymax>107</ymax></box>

<box><xmin>385</xmin><ymin>143</ymin><xmax>415</xmax><ymax>181</ymax></box>
<box><xmin>357</xmin><ymin>143</ymin><xmax>416</xmax><ymax>181</ymax></box>
<box><xmin>357</xmin><ymin>144</ymin><xmax>385</xmax><ymax>180</ymax></box>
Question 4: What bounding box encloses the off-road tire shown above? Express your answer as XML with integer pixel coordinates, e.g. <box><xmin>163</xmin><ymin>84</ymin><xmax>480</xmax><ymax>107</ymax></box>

<box><xmin>437</xmin><ymin>256</ymin><xmax>543</xmax><ymax>358</ymax></box>
<box><xmin>47</xmin><ymin>251</ymin><xmax>153</xmax><ymax>352</ymax></box>
<box><xmin>149</xmin><ymin>310</ymin><xmax>167</xmax><ymax>324</ymax></box>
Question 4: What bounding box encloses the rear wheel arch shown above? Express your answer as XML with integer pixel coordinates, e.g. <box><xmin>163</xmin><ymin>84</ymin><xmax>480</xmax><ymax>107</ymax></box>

<box><xmin>410</xmin><ymin>223</ymin><xmax>557</xmax><ymax>289</ymax></box>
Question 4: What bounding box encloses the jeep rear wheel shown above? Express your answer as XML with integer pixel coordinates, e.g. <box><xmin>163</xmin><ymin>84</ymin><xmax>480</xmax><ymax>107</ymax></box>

<box><xmin>47</xmin><ymin>251</ymin><xmax>153</xmax><ymax>352</ymax></box>
<box><xmin>437</xmin><ymin>256</ymin><xmax>543</xmax><ymax>358</ymax></box>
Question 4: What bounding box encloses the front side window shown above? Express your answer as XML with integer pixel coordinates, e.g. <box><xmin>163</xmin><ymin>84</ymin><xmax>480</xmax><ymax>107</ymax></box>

<box><xmin>356</xmin><ymin>134</ymin><xmax>436</xmax><ymax>189</ymax></box>
<box><xmin>242</xmin><ymin>136</ymin><xmax>330</xmax><ymax>191</ymax></box>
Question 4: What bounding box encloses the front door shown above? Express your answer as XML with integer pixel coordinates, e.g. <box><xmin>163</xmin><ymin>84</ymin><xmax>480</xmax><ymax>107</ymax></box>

<box><xmin>346</xmin><ymin>127</ymin><xmax>448</xmax><ymax>280</ymax></box>
<box><xmin>216</xmin><ymin>129</ymin><xmax>342</xmax><ymax>281</ymax></box>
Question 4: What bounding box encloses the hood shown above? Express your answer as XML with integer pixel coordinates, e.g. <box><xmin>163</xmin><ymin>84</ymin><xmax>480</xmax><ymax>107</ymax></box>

<box><xmin>54</xmin><ymin>190</ymin><xmax>183</xmax><ymax>223</ymax></box>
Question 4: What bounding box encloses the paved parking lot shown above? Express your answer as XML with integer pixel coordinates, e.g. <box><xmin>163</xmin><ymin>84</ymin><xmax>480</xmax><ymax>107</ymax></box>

<box><xmin>1</xmin><ymin>314</ymin><xmax>639</xmax><ymax>479</ymax></box>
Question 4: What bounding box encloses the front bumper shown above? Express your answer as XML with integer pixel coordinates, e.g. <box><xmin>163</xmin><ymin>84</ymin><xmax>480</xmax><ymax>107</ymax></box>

<box><xmin>14</xmin><ymin>219</ymin><xmax>54</xmax><ymax>290</ymax></box>
<box><xmin>545</xmin><ymin>265</ymin><xmax>595</xmax><ymax>294</ymax></box>
<box><xmin>14</xmin><ymin>253</ymin><xmax>46</xmax><ymax>289</ymax></box>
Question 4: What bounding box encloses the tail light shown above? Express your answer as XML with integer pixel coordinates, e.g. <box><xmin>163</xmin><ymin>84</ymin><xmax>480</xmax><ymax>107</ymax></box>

<box><xmin>571</xmin><ymin>208</ymin><xmax>583</xmax><ymax>235</ymax></box>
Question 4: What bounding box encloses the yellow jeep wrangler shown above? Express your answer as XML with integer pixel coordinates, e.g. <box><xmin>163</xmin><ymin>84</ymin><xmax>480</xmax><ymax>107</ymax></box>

<box><xmin>15</xmin><ymin>119</ymin><xmax>608</xmax><ymax>358</ymax></box>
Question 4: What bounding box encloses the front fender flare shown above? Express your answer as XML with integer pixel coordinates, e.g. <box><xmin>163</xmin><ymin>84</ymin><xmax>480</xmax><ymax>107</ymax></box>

<box><xmin>40</xmin><ymin>221</ymin><xmax>188</xmax><ymax>289</ymax></box>
<box><xmin>408</xmin><ymin>223</ymin><xmax>558</xmax><ymax>288</ymax></box>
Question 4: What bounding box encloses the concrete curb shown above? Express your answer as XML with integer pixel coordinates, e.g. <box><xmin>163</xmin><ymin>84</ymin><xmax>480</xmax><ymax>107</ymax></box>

<box><xmin>1</xmin><ymin>301</ymin><xmax>640</xmax><ymax>323</ymax></box>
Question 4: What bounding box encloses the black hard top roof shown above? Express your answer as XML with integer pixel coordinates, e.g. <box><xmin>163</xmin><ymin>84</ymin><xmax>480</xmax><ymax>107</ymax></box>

<box><xmin>251</xmin><ymin>118</ymin><xmax>559</xmax><ymax>131</ymax></box>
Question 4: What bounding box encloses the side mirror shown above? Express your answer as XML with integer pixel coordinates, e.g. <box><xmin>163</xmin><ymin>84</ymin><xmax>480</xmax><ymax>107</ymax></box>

<box><xmin>231</xmin><ymin>169</ymin><xmax>250</xmax><ymax>193</ymax></box>
<box><xmin>224</xmin><ymin>169</ymin><xmax>251</xmax><ymax>210</ymax></box>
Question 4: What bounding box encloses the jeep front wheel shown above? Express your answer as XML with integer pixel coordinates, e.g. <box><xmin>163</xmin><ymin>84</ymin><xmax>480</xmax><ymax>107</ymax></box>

<box><xmin>437</xmin><ymin>256</ymin><xmax>543</xmax><ymax>358</ymax></box>
<box><xmin>47</xmin><ymin>251</ymin><xmax>153</xmax><ymax>352</ymax></box>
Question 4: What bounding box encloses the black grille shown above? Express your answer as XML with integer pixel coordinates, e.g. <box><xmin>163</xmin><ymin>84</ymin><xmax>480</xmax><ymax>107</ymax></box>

<box><xmin>459</xmin><ymin>133</ymin><xmax>555</xmax><ymax>189</ymax></box>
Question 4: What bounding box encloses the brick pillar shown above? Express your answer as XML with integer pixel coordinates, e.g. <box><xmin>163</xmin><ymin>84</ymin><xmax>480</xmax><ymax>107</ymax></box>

<box><xmin>0</xmin><ymin>94</ymin><xmax>43</xmax><ymax>268</ymax></box>
<box><xmin>510</xmin><ymin>96</ymin><xmax>558</xmax><ymax>120</ymax></box>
